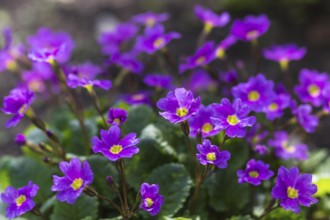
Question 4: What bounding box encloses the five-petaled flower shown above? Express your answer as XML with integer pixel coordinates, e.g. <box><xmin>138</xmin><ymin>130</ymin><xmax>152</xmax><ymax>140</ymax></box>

<box><xmin>140</xmin><ymin>182</ymin><xmax>164</xmax><ymax>216</ymax></box>
<box><xmin>107</xmin><ymin>108</ymin><xmax>128</xmax><ymax>126</ymax></box>
<box><xmin>237</xmin><ymin>159</ymin><xmax>274</xmax><ymax>186</ymax></box>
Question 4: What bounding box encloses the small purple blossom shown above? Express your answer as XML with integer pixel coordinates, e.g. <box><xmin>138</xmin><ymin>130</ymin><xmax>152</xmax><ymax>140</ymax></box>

<box><xmin>292</xmin><ymin>103</ymin><xmax>318</xmax><ymax>133</ymax></box>
<box><xmin>140</xmin><ymin>183</ymin><xmax>164</xmax><ymax>216</ymax></box>
<box><xmin>271</xmin><ymin>166</ymin><xmax>318</xmax><ymax>214</ymax></box>
<box><xmin>179</xmin><ymin>42</ymin><xmax>215</xmax><ymax>73</ymax></box>
<box><xmin>214</xmin><ymin>35</ymin><xmax>237</xmax><ymax>59</ymax></box>
<box><xmin>27</xmin><ymin>27</ymin><xmax>75</xmax><ymax>64</ymax></box>
<box><xmin>107</xmin><ymin>108</ymin><xmax>127</xmax><ymax>126</ymax></box>
<box><xmin>123</xmin><ymin>92</ymin><xmax>151</xmax><ymax>106</ymax></box>
<box><xmin>219</xmin><ymin>70</ymin><xmax>238</xmax><ymax>84</ymax></box>
<box><xmin>188</xmin><ymin>104</ymin><xmax>221</xmax><ymax>138</ymax></box>
<box><xmin>231</xmin><ymin>15</ymin><xmax>270</xmax><ymax>42</ymax></box>
<box><xmin>156</xmin><ymin>88</ymin><xmax>201</xmax><ymax>124</ymax></box>
<box><xmin>232</xmin><ymin>74</ymin><xmax>276</xmax><ymax>112</ymax></box>
<box><xmin>65</xmin><ymin>62</ymin><xmax>102</xmax><ymax>79</ymax></box>
<box><xmin>263</xmin><ymin>93</ymin><xmax>290</xmax><ymax>120</ymax></box>
<box><xmin>322</xmin><ymin>85</ymin><xmax>330</xmax><ymax>112</ymax></box>
<box><xmin>109</xmin><ymin>52</ymin><xmax>144</xmax><ymax>74</ymax></box>
<box><xmin>0</xmin><ymin>181</ymin><xmax>39</xmax><ymax>220</ymax></box>
<box><xmin>246</xmin><ymin>123</ymin><xmax>269</xmax><ymax>154</ymax></box>
<box><xmin>91</xmin><ymin>126</ymin><xmax>139</xmax><ymax>161</ymax></box>
<box><xmin>132</xmin><ymin>12</ymin><xmax>169</xmax><ymax>27</ymax></box>
<box><xmin>263</xmin><ymin>44</ymin><xmax>306</xmax><ymax>70</ymax></box>
<box><xmin>51</xmin><ymin>158</ymin><xmax>93</xmax><ymax>204</ymax></box>
<box><xmin>196</xmin><ymin>139</ymin><xmax>231</xmax><ymax>168</ymax></box>
<box><xmin>195</xmin><ymin>5</ymin><xmax>230</xmax><ymax>33</ymax></box>
<box><xmin>2</xmin><ymin>87</ymin><xmax>34</xmax><ymax>128</ymax></box>
<box><xmin>237</xmin><ymin>159</ymin><xmax>274</xmax><ymax>186</ymax></box>
<box><xmin>135</xmin><ymin>25</ymin><xmax>180</xmax><ymax>54</ymax></box>
<box><xmin>15</xmin><ymin>133</ymin><xmax>26</xmax><ymax>146</ymax></box>
<box><xmin>67</xmin><ymin>74</ymin><xmax>112</xmax><ymax>91</ymax></box>
<box><xmin>268</xmin><ymin>131</ymin><xmax>308</xmax><ymax>160</ymax></box>
<box><xmin>294</xmin><ymin>69</ymin><xmax>329</xmax><ymax>107</ymax></box>
<box><xmin>144</xmin><ymin>74</ymin><xmax>172</xmax><ymax>89</ymax></box>
<box><xmin>211</xmin><ymin>98</ymin><xmax>256</xmax><ymax>138</ymax></box>
<box><xmin>185</xmin><ymin>69</ymin><xmax>217</xmax><ymax>92</ymax></box>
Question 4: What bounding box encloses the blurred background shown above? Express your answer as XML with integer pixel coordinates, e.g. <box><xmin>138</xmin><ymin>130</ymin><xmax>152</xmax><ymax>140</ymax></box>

<box><xmin>1</xmin><ymin>0</ymin><xmax>330</xmax><ymax>156</ymax></box>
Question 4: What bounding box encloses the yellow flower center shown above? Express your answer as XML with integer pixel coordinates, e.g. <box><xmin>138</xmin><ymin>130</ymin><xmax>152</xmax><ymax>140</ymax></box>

<box><xmin>249</xmin><ymin>171</ymin><xmax>259</xmax><ymax>178</ymax></box>
<box><xmin>248</xmin><ymin>90</ymin><xmax>260</xmax><ymax>102</ymax></box>
<box><xmin>215</xmin><ymin>48</ymin><xmax>225</xmax><ymax>59</ymax></box>
<box><xmin>145</xmin><ymin>198</ymin><xmax>154</xmax><ymax>207</ymax></box>
<box><xmin>19</xmin><ymin>104</ymin><xmax>27</xmax><ymax>114</ymax></box>
<box><xmin>110</xmin><ymin>145</ymin><xmax>123</xmax><ymax>154</ymax></box>
<box><xmin>308</xmin><ymin>84</ymin><xmax>320</xmax><ymax>97</ymax></box>
<box><xmin>279</xmin><ymin>59</ymin><xmax>289</xmax><ymax>71</ymax></box>
<box><xmin>71</xmin><ymin>178</ymin><xmax>83</xmax><ymax>190</ymax></box>
<box><xmin>196</xmin><ymin>56</ymin><xmax>206</xmax><ymax>65</ymax></box>
<box><xmin>6</xmin><ymin>59</ymin><xmax>17</xmax><ymax>71</ymax></box>
<box><xmin>176</xmin><ymin>107</ymin><xmax>188</xmax><ymax>117</ymax></box>
<box><xmin>29</xmin><ymin>80</ymin><xmax>43</xmax><ymax>92</ymax></box>
<box><xmin>15</xmin><ymin>195</ymin><xmax>26</xmax><ymax>207</ymax></box>
<box><xmin>268</xmin><ymin>103</ymin><xmax>279</xmax><ymax>111</ymax></box>
<box><xmin>202</xmin><ymin>123</ymin><xmax>213</xmax><ymax>133</ymax></box>
<box><xmin>132</xmin><ymin>94</ymin><xmax>144</xmax><ymax>101</ymax></box>
<box><xmin>153</xmin><ymin>37</ymin><xmax>165</xmax><ymax>48</ymax></box>
<box><xmin>227</xmin><ymin>115</ymin><xmax>239</xmax><ymax>125</ymax></box>
<box><xmin>282</xmin><ymin>141</ymin><xmax>295</xmax><ymax>153</ymax></box>
<box><xmin>203</xmin><ymin>21</ymin><xmax>214</xmax><ymax>34</ymax></box>
<box><xmin>287</xmin><ymin>187</ymin><xmax>299</xmax><ymax>199</ymax></box>
<box><xmin>206</xmin><ymin>152</ymin><xmax>216</xmax><ymax>161</ymax></box>
<box><xmin>114</xmin><ymin>118</ymin><xmax>121</xmax><ymax>124</ymax></box>
<box><xmin>84</xmin><ymin>84</ymin><xmax>93</xmax><ymax>94</ymax></box>
<box><xmin>47</xmin><ymin>57</ymin><xmax>56</xmax><ymax>66</ymax></box>
<box><xmin>246</xmin><ymin>30</ymin><xmax>259</xmax><ymax>40</ymax></box>
<box><xmin>146</xmin><ymin>18</ymin><xmax>155</xmax><ymax>27</ymax></box>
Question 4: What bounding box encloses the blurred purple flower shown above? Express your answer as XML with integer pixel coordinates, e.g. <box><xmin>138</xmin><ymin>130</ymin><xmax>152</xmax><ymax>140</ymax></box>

<box><xmin>322</xmin><ymin>85</ymin><xmax>330</xmax><ymax>112</ymax></box>
<box><xmin>237</xmin><ymin>159</ymin><xmax>274</xmax><ymax>186</ymax></box>
<box><xmin>109</xmin><ymin>52</ymin><xmax>144</xmax><ymax>74</ymax></box>
<box><xmin>132</xmin><ymin>12</ymin><xmax>169</xmax><ymax>27</ymax></box>
<box><xmin>67</xmin><ymin>74</ymin><xmax>112</xmax><ymax>91</ymax></box>
<box><xmin>123</xmin><ymin>92</ymin><xmax>151</xmax><ymax>106</ymax></box>
<box><xmin>65</xmin><ymin>62</ymin><xmax>102</xmax><ymax>79</ymax></box>
<box><xmin>219</xmin><ymin>70</ymin><xmax>238</xmax><ymax>84</ymax></box>
<box><xmin>263</xmin><ymin>93</ymin><xmax>290</xmax><ymax>120</ymax></box>
<box><xmin>195</xmin><ymin>5</ymin><xmax>230</xmax><ymax>33</ymax></box>
<box><xmin>15</xmin><ymin>133</ymin><xmax>26</xmax><ymax>146</ymax></box>
<box><xmin>144</xmin><ymin>74</ymin><xmax>172</xmax><ymax>89</ymax></box>
<box><xmin>185</xmin><ymin>69</ymin><xmax>217</xmax><ymax>92</ymax></box>
<box><xmin>107</xmin><ymin>108</ymin><xmax>127</xmax><ymax>126</ymax></box>
<box><xmin>214</xmin><ymin>35</ymin><xmax>237</xmax><ymax>59</ymax></box>
<box><xmin>292</xmin><ymin>103</ymin><xmax>318</xmax><ymax>133</ymax></box>
<box><xmin>140</xmin><ymin>183</ymin><xmax>164</xmax><ymax>216</ymax></box>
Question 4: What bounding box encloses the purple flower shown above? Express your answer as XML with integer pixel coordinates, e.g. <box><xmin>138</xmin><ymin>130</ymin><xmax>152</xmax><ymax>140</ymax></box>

<box><xmin>140</xmin><ymin>183</ymin><xmax>164</xmax><ymax>216</ymax></box>
<box><xmin>184</xmin><ymin>69</ymin><xmax>217</xmax><ymax>92</ymax></box>
<box><xmin>123</xmin><ymin>92</ymin><xmax>151</xmax><ymax>106</ymax></box>
<box><xmin>51</xmin><ymin>158</ymin><xmax>94</xmax><ymax>204</ymax></box>
<box><xmin>271</xmin><ymin>166</ymin><xmax>318</xmax><ymax>214</ymax></box>
<box><xmin>263</xmin><ymin>44</ymin><xmax>306</xmax><ymax>70</ymax></box>
<box><xmin>99</xmin><ymin>23</ymin><xmax>138</xmax><ymax>56</ymax></box>
<box><xmin>214</xmin><ymin>35</ymin><xmax>237</xmax><ymax>59</ymax></box>
<box><xmin>91</xmin><ymin>125</ymin><xmax>139</xmax><ymax>161</ymax></box>
<box><xmin>188</xmin><ymin>105</ymin><xmax>221</xmax><ymax>138</ymax></box>
<box><xmin>294</xmin><ymin>69</ymin><xmax>329</xmax><ymax>107</ymax></box>
<box><xmin>67</xmin><ymin>74</ymin><xmax>112</xmax><ymax>91</ymax></box>
<box><xmin>156</xmin><ymin>88</ymin><xmax>201</xmax><ymax>124</ymax></box>
<box><xmin>27</xmin><ymin>27</ymin><xmax>75</xmax><ymax>64</ymax></box>
<box><xmin>132</xmin><ymin>12</ymin><xmax>169</xmax><ymax>27</ymax></box>
<box><xmin>263</xmin><ymin>93</ymin><xmax>290</xmax><ymax>120</ymax></box>
<box><xmin>109</xmin><ymin>52</ymin><xmax>144</xmax><ymax>74</ymax></box>
<box><xmin>246</xmin><ymin>123</ymin><xmax>269</xmax><ymax>154</ymax></box>
<box><xmin>135</xmin><ymin>25</ymin><xmax>180</xmax><ymax>54</ymax></box>
<box><xmin>107</xmin><ymin>108</ymin><xmax>127</xmax><ymax>126</ymax></box>
<box><xmin>322</xmin><ymin>85</ymin><xmax>330</xmax><ymax>112</ymax></box>
<box><xmin>219</xmin><ymin>70</ymin><xmax>238</xmax><ymax>84</ymax></box>
<box><xmin>232</xmin><ymin>74</ymin><xmax>276</xmax><ymax>112</ymax></box>
<box><xmin>0</xmin><ymin>50</ymin><xmax>18</xmax><ymax>72</ymax></box>
<box><xmin>144</xmin><ymin>74</ymin><xmax>172</xmax><ymax>89</ymax></box>
<box><xmin>268</xmin><ymin>131</ymin><xmax>308</xmax><ymax>160</ymax></box>
<box><xmin>179</xmin><ymin>42</ymin><xmax>215</xmax><ymax>73</ymax></box>
<box><xmin>65</xmin><ymin>62</ymin><xmax>102</xmax><ymax>79</ymax></box>
<box><xmin>237</xmin><ymin>159</ymin><xmax>274</xmax><ymax>186</ymax></box>
<box><xmin>195</xmin><ymin>5</ymin><xmax>230</xmax><ymax>33</ymax></box>
<box><xmin>0</xmin><ymin>181</ymin><xmax>39</xmax><ymax>220</ymax></box>
<box><xmin>211</xmin><ymin>98</ymin><xmax>256</xmax><ymax>138</ymax></box>
<box><xmin>15</xmin><ymin>133</ymin><xmax>26</xmax><ymax>146</ymax></box>
<box><xmin>196</xmin><ymin>139</ymin><xmax>231</xmax><ymax>168</ymax></box>
<box><xmin>292</xmin><ymin>103</ymin><xmax>318</xmax><ymax>133</ymax></box>
<box><xmin>2</xmin><ymin>87</ymin><xmax>34</xmax><ymax>128</ymax></box>
<box><xmin>231</xmin><ymin>15</ymin><xmax>270</xmax><ymax>42</ymax></box>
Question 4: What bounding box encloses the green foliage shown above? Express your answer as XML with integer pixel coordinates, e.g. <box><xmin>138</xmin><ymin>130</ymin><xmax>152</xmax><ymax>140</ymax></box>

<box><xmin>263</xmin><ymin>208</ymin><xmax>305</xmax><ymax>220</ymax></box>
<box><xmin>50</xmin><ymin>194</ymin><xmax>99</xmax><ymax>220</ymax></box>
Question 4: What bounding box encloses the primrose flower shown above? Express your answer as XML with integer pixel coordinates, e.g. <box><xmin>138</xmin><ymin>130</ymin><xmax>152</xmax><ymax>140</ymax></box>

<box><xmin>271</xmin><ymin>166</ymin><xmax>318</xmax><ymax>214</ymax></box>
<box><xmin>123</xmin><ymin>92</ymin><xmax>151</xmax><ymax>106</ymax></box>
<box><xmin>263</xmin><ymin>93</ymin><xmax>290</xmax><ymax>120</ymax></box>
<box><xmin>231</xmin><ymin>15</ymin><xmax>270</xmax><ymax>42</ymax></box>
<box><xmin>292</xmin><ymin>103</ymin><xmax>318</xmax><ymax>133</ymax></box>
<box><xmin>135</xmin><ymin>25</ymin><xmax>180</xmax><ymax>54</ymax></box>
<box><xmin>15</xmin><ymin>133</ymin><xmax>26</xmax><ymax>146</ymax></box>
<box><xmin>188</xmin><ymin>104</ymin><xmax>221</xmax><ymax>138</ymax></box>
<box><xmin>237</xmin><ymin>159</ymin><xmax>274</xmax><ymax>186</ymax></box>
<box><xmin>211</xmin><ymin>98</ymin><xmax>256</xmax><ymax>138</ymax></box>
<box><xmin>0</xmin><ymin>51</ymin><xmax>18</xmax><ymax>72</ymax></box>
<box><xmin>232</xmin><ymin>74</ymin><xmax>276</xmax><ymax>112</ymax></box>
<box><xmin>2</xmin><ymin>87</ymin><xmax>34</xmax><ymax>128</ymax></box>
<box><xmin>179</xmin><ymin>41</ymin><xmax>215</xmax><ymax>73</ymax></box>
<box><xmin>52</xmin><ymin>158</ymin><xmax>93</xmax><ymax>204</ymax></box>
<box><xmin>140</xmin><ymin>183</ymin><xmax>164</xmax><ymax>216</ymax></box>
<box><xmin>219</xmin><ymin>70</ymin><xmax>238</xmax><ymax>84</ymax></box>
<box><xmin>196</xmin><ymin>139</ymin><xmax>231</xmax><ymax>168</ymax></box>
<box><xmin>263</xmin><ymin>44</ymin><xmax>306</xmax><ymax>70</ymax></box>
<box><xmin>156</xmin><ymin>88</ymin><xmax>201</xmax><ymax>124</ymax></box>
<box><xmin>246</xmin><ymin>123</ymin><xmax>269</xmax><ymax>154</ymax></box>
<box><xmin>132</xmin><ymin>12</ymin><xmax>169</xmax><ymax>27</ymax></box>
<box><xmin>109</xmin><ymin>51</ymin><xmax>144</xmax><ymax>74</ymax></box>
<box><xmin>195</xmin><ymin>5</ymin><xmax>230</xmax><ymax>33</ymax></box>
<box><xmin>294</xmin><ymin>69</ymin><xmax>329</xmax><ymax>107</ymax></box>
<box><xmin>268</xmin><ymin>131</ymin><xmax>308</xmax><ymax>160</ymax></box>
<box><xmin>107</xmin><ymin>108</ymin><xmax>127</xmax><ymax>126</ymax></box>
<box><xmin>0</xmin><ymin>181</ymin><xmax>39</xmax><ymax>220</ymax></box>
<box><xmin>322</xmin><ymin>85</ymin><xmax>330</xmax><ymax>112</ymax></box>
<box><xmin>185</xmin><ymin>69</ymin><xmax>217</xmax><ymax>92</ymax></box>
<box><xmin>67</xmin><ymin>74</ymin><xmax>112</xmax><ymax>91</ymax></box>
<box><xmin>27</xmin><ymin>27</ymin><xmax>75</xmax><ymax>64</ymax></box>
<box><xmin>214</xmin><ymin>35</ymin><xmax>237</xmax><ymax>59</ymax></box>
<box><xmin>65</xmin><ymin>62</ymin><xmax>102</xmax><ymax>79</ymax></box>
<box><xmin>91</xmin><ymin>125</ymin><xmax>139</xmax><ymax>161</ymax></box>
<box><xmin>144</xmin><ymin>74</ymin><xmax>172</xmax><ymax>89</ymax></box>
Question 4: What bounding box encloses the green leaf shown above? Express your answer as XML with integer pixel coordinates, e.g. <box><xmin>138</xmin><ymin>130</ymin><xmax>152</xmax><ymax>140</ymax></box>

<box><xmin>50</xmin><ymin>194</ymin><xmax>99</xmax><ymax>220</ymax></box>
<box><xmin>222</xmin><ymin>138</ymin><xmax>249</xmax><ymax>171</ymax></box>
<box><xmin>228</xmin><ymin>215</ymin><xmax>253</xmax><ymax>220</ymax></box>
<box><xmin>263</xmin><ymin>208</ymin><xmax>305</xmax><ymax>220</ymax></box>
<box><xmin>146</xmin><ymin>163</ymin><xmax>192</xmax><ymax>217</ymax></box>
<box><xmin>121</xmin><ymin>105</ymin><xmax>155</xmax><ymax>136</ymax></box>
<box><xmin>163</xmin><ymin>217</ymin><xmax>192</xmax><ymax>220</ymax></box>
<box><xmin>314</xmin><ymin>176</ymin><xmax>330</xmax><ymax>197</ymax></box>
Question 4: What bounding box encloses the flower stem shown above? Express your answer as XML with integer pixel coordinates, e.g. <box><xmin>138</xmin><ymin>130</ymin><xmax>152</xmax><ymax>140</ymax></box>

<box><xmin>87</xmin><ymin>87</ymin><xmax>108</xmax><ymax>129</ymax></box>
<box><xmin>114</xmin><ymin>69</ymin><xmax>129</xmax><ymax>88</ymax></box>
<box><xmin>258</xmin><ymin>200</ymin><xmax>279</xmax><ymax>220</ymax></box>
<box><xmin>117</xmin><ymin>159</ymin><xmax>130</xmax><ymax>219</ymax></box>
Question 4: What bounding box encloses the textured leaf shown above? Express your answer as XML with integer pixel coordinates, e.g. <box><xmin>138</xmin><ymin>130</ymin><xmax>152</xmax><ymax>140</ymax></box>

<box><xmin>146</xmin><ymin>163</ymin><xmax>192</xmax><ymax>217</ymax></box>
<box><xmin>50</xmin><ymin>194</ymin><xmax>99</xmax><ymax>220</ymax></box>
